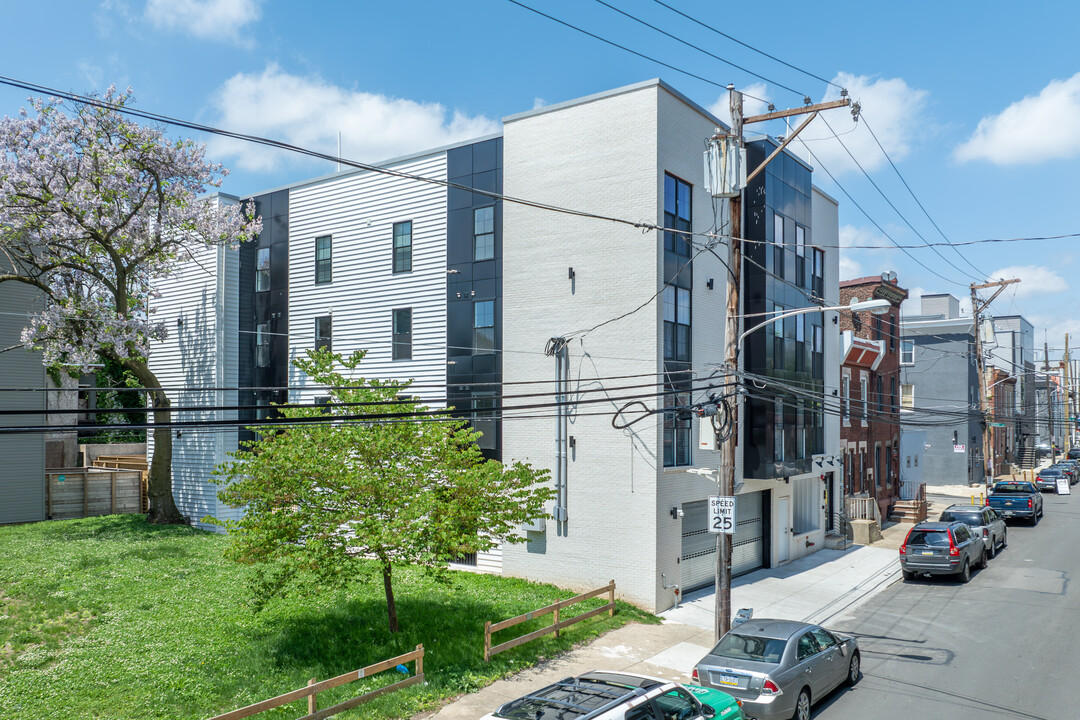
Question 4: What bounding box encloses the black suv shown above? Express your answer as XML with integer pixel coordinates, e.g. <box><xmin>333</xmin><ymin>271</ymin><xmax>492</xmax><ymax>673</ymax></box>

<box><xmin>1068</xmin><ymin>448</ymin><xmax>1080</xmax><ymax>460</ymax></box>
<box><xmin>900</xmin><ymin>521</ymin><xmax>987</xmax><ymax>583</ymax></box>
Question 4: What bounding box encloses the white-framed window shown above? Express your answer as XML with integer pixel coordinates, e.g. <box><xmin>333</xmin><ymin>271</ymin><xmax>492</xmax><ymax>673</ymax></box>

<box><xmin>901</xmin><ymin>339</ymin><xmax>915</xmax><ymax>365</ymax></box>
<box><xmin>901</xmin><ymin>383</ymin><xmax>915</xmax><ymax>409</ymax></box>
<box><xmin>841</xmin><ymin>370</ymin><xmax>851</xmax><ymax>426</ymax></box>
<box><xmin>860</xmin><ymin>374</ymin><xmax>868</xmax><ymax>426</ymax></box>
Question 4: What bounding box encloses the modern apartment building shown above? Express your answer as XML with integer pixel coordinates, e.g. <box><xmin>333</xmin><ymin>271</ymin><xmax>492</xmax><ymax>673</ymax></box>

<box><xmin>148</xmin><ymin>79</ymin><xmax>841</xmax><ymax>611</ymax></box>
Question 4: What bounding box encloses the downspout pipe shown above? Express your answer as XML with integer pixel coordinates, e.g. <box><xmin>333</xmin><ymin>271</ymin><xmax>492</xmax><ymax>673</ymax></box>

<box><xmin>546</xmin><ymin>337</ymin><xmax>569</xmax><ymax>530</ymax></box>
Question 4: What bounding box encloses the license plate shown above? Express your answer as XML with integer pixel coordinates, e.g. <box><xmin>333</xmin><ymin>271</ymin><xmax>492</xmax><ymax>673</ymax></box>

<box><xmin>920</xmin><ymin>551</ymin><xmax>934</xmax><ymax>555</ymax></box>
<box><xmin>717</xmin><ymin>673</ymin><xmax>739</xmax><ymax>687</ymax></box>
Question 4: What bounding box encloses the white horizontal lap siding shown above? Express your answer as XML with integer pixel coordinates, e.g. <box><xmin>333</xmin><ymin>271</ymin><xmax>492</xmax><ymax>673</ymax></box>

<box><xmin>148</xmin><ymin>228</ymin><xmax>238</xmax><ymax>530</ymax></box>
<box><xmin>288</xmin><ymin>154</ymin><xmax>449</xmax><ymax>409</ymax></box>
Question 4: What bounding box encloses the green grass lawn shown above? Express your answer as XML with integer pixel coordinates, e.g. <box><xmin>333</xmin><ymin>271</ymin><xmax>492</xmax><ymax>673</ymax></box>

<box><xmin>0</xmin><ymin>516</ymin><xmax>656</xmax><ymax>720</ymax></box>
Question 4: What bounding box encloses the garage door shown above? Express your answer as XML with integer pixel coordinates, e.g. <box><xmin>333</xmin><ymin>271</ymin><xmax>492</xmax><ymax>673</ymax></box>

<box><xmin>680</xmin><ymin>492</ymin><xmax>765</xmax><ymax>591</ymax></box>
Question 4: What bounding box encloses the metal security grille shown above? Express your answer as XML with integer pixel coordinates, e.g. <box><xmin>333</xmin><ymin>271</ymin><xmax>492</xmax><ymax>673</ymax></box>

<box><xmin>681</xmin><ymin>492</ymin><xmax>765</xmax><ymax>591</ymax></box>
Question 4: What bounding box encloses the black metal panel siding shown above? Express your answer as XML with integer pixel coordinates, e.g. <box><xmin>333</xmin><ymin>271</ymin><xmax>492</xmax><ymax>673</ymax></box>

<box><xmin>743</xmin><ymin>140</ymin><xmax>821</xmax><ymax>480</ymax></box>
<box><xmin>239</xmin><ymin>190</ymin><xmax>289</xmax><ymax>438</ymax></box>
<box><xmin>446</xmin><ymin>138</ymin><xmax>503</xmax><ymax>461</ymax></box>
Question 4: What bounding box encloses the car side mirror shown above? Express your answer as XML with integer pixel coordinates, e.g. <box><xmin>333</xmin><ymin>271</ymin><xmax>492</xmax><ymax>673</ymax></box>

<box><xmin>700</xmin><ymin>704</ymin><xmax>716</xmax><ymax>719</ymax></box>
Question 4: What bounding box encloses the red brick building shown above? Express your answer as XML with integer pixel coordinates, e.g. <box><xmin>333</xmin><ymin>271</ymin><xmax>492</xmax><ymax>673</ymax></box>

<box><xmin>839</xmin><ymin>274</ymin><xmax>908</xmax><ymax>519</ymax></box>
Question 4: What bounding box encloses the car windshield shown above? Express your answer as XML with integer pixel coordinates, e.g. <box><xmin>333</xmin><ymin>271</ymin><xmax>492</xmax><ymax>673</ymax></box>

<box><xmin>993</xmin><ymin>483</ymin><xmax>1033</xmax><ymax>493</ymax></box>
<box><xmin>1040</xmin><ymin>469</ymin><xmax>1062</xmax><ymax>476</ymax></box>
<box><xmin>711</xmin><ymin>633</ymin><xmax>786</xmax><ymax>664</ymax></box>
<box><xmin>907</xmin><ymin>529</ymin><xmax>950</xmax><ymax>546</ymax></box>
<box><xmin>940</xmin><ymin>511</ymin><xmax>983</xmax><ymax>526</ymax></box>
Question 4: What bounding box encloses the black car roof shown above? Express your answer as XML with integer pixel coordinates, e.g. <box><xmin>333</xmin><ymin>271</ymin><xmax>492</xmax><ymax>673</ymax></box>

<box><xmin>493</xmin><ymin>673</ymin><xmax>663</xmax><ymax>720</ymax></box>
<box><xmin>943</xmin><ymin>505</ymin><xmax>987</xmax><ymax>513</ymax></box>
<box><xmin>911</xmin><ymin>521</ymin><xmax>954</xmax><ymax>530</ymax></box>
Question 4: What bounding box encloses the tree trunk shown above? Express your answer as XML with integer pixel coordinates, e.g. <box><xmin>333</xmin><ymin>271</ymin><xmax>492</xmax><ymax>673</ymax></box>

<box><xmin>123</xmin><ymin>358</ymin><xmax>185</xmax><ymax>525</ymax></box>
<box><xmin>382</xmin><ymin>561</ymin><xmax>399</xmax><ymax>634</ymax></box>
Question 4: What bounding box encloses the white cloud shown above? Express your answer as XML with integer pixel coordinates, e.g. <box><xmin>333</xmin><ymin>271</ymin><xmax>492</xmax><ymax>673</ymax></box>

<box><xmin>954</xmin><ymin>72</ymin><xmax>1080</xmax><ymax>165</ymax></box>
<box><xmin>709</xmin><ymin>83</ymin><xmax>770</xmax><ymax>128</ymax></box>
<box><xmin>984</xmin><ymin>265</ymin><xmax>1068</xmax><ymax>299</ymax></box>
<box><xmin>145</xmin><ymin>0</ymin><xmax>262</xmax><ymax>44</ymax></box>
<box><xmin>532</xmin><ymin>97</ymin><xmax>547</xmax><ymax>110</ymax></box>
<box><xmin>206</xmin><ymin>65</ymin><xmax>500</xmax><ymax>173</ymax></box>
<box><xmin>76</xmin><ymin>60</ymin><xmax>103</xmax><ymax>89</ymax></box>
<box><xmin>789</xmin><ymin>73</ymin><xmax>929</xmax><ymax>176</ymax></box>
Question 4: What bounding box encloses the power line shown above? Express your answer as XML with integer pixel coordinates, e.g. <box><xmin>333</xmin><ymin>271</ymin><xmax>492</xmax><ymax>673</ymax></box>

<box><xmin>649</xmin><ymin>0</ymin><xmax>843</xmax><ymax>92</ymax></box>
<box><xmin>590</xmin><ymin>0</ymin><xmax>807</xmax><ymax>97</ymax></box>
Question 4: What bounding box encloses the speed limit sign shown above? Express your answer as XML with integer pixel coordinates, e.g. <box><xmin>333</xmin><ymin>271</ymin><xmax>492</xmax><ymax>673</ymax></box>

<box><xmin>709</xmin><ymin>495</ymin><xmax>736</xmax><ymax>535</ymax></box>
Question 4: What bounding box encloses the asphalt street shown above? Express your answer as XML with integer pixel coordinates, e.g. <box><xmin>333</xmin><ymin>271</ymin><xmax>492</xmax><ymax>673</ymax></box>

<box><xmin>809</xmin><ymin>490</ymin><xmax>1080</xmax><ymax>720</ymax></box>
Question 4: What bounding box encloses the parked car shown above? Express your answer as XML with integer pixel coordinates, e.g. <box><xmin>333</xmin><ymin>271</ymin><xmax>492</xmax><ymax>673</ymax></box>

<box><xmin>987</xmin><ymin>480</ymin><xmax>1044</xmax><ymax>524</ymax></box>
<box><xmin>1035</xmin><ymin>467</ymin><xmax>1065</xmax><ymax>492</ymax></box>
<box><xmin>939</xmin><ymin>505</ymin><xmax>1007</xmax><ymax>558</ymax></box>
<box><xmin>693</xmin><ymin>619</ymin><xmax>859</xmax><ymax>720</ymax></box>
<box><xmin>482</xmin><ymin>671</ymin><xmax>744</xmax><ymax>720</ymax></box>
<box><xmin>900</xmin><ymin>521</ymin><xmax>986</xmax><ymax>582</ymax></box>
<box><xmin>1055</xmin><ymin>460</ymin><xmax>1080</xmax><ymax>484</ymax></box>
<box><xmin>1067</xmin><ymin>448</ymin><xmax>1080</xmax><ymax>460</ymax></box>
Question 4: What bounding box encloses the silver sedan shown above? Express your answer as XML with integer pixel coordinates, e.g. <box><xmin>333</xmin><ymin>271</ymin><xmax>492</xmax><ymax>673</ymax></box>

<box><xmin>693</xmin><ymin>619</ymin><xmax>859</xmax><ymax>720</ymax></box>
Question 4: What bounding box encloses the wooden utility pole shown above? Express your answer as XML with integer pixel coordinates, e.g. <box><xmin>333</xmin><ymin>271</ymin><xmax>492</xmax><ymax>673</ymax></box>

<box><xmin>711</xmin><ymin>89</ymin><xmax>849</xmax><ymax>643</ymax></box>
<box><xmin>1063</xmin><ymin>334</ymin><xmax>1071</xmax><ymax>453</ymax></box>
<box><xmin>970</xmin><ymin>279</ymin><xmax>1020</xmax><ymax>485</ymax></box>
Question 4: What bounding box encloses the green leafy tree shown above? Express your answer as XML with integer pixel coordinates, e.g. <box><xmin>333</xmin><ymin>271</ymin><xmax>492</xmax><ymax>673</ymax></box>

<box><xmin>212</xmin><ymin>349</ymin><xmax>554</xmax><ymax>633</ymax></box>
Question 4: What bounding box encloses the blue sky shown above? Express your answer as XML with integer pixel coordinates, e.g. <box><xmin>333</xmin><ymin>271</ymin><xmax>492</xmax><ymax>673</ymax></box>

<box><xmin>2</xmin><ymin>0</ymin><xmax>1078</xmax><ymax>358</ymax></box>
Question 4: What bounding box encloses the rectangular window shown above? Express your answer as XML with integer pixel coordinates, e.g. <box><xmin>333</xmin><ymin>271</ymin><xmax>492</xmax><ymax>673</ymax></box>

<box><xmin>392</xmin><ymin>221</ymin><xmax>412</xmax><ymax>274</ymax></box>
<box><xmin>773</xmin><ymin>213</ymin><xmax>785</xmax><ymax>279</ymax></box>
<box><xmin>901</xmin><ymin>339</ymin><xmax>915</xmax><ymax>365</ymax></box>
<box><xmin>664</xmin><ymin>174</ymin><xmax>692</xmax><ymax>257</ymax></box>
<box><xmin>812</xmin><ymin>248</ymin><xmax>825</xmax><ymax>298</ymax></box>
<box><xmin>890</xmin><ymin>377</ymin><xmax>897</xmax><ymax>410</ymax></box>
<box><xmin>860</xmin><ymin>376</ymin><xmax>868</xmax><ymax>426</ymax></box>
<box><xmin>877</xmin><ymin>376</ymin><xmax>884</xmax><ymax>412</ymax></box>
<box><xmin>888</xmin><ymin>314</ymin><xmax>896</xmax><ymax>351</ymax></box>
<box><xmin>663</xmin><ymin>285</ymin><xmax>692</xmax><ymax>362</ymax></box>
<box><xmin>473</xmin><ymin>206</ymin><xmax>495</xmax><ymax>261</ymax></box>
<box><xmin>812</xmin><ymin>325</ymin><xmax>824</xmax><ymax>379</ymax></box>
<box><xmin>315</xmin><ymin>235</ymin><xmax>332</xmax><ymax>284</ymax></box>
<box><xmin>663</xmin><ymin>370</ymin><xmax>692</xmax><ymax>467</ymax></box>
<box><xmin>314</xmin><ymin>315</ymin><xmax>332</xmax><ymax>353</ymax></box>
<box><xmin>256</xmin><ymin>322</ymin><xmax>270</xmax><ymax>367</ymax></box>
<box><xmin>256</xmin><ymin>247</ymin><xmax>270</xmax><ymax>292</ymax></box>
<box><xmin>392</xmin><ymin>308</ymin><xmax>412</xmax><ymax>360</ymax></box>
<box><xmin>774</xmin><ymin>396</ymin><xmax>785</xmax><ymax>463</ymax></box>
<box><xmin>795</xmin><ymin>225</ymin><xmax>807</xmax><ymax>287</ymax></box>
<box><xmin>842</xmin><ymin>371</ymin><xmax>851</xmax><ymax>426</ymax></box>
<box><xmin>796</xmin><ymin>400</ymin><xmax>806</xmax><ymax>460</ymax></box>
<box><xmin>472</xmin><ymin>392</ymin><xmax>496</xmax><ymax>450</ymax></box>
<box><xmin>901</xmin><ymin>383</ymin><xmax>914</xmax><ymax>409</ymax></box>
<box><xmin>473</xmin><ymin>300</ymin><xmax>494</xmax><ymax>353</ymax></box>
<box><xmin>792</xmin><ymin>476</ymin><xmax>819</xmax><ymax>534</ymax></box>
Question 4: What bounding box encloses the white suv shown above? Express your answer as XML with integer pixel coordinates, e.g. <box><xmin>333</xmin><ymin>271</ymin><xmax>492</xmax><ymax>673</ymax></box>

<box><xmin>480</xmin><ymin>671</ymin><xmax>743</xmax><ymax>720</ymax></box>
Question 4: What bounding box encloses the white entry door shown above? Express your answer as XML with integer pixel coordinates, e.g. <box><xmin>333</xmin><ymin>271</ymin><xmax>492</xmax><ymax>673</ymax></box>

<box><xmin>777</xmin><ymin>496</ymin><xmax>790</xmax><ymax>563</ymax></box>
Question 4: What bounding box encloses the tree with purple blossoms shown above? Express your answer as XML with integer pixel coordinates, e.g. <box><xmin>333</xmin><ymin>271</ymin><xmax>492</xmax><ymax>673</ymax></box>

<box><xmin>0</xmin><ymin>88</ymin><xmax>261</xmax><ymax>524</ymax></box>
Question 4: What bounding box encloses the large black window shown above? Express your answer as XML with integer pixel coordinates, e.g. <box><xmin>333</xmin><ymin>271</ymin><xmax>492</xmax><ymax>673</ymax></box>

<box><xmin>315</xmin><ymin>315</ymin><xmax>332</xmax><ymax>352</ymax></box>
<box><xmin>795</xmin><ymin>225</ymin><xmax>807</xmax><ymax>287</ymax></box>
<box><xmin>473</xmin><ymin>206</ymin><xmax>495</xmax><ymax>261</ymax></box>
<box><xmin>473</xmin><ymin>300</ymin><xmax>494</xmax><ymax>353</ymax></box>
<box><xmin>663</xmin><ymin>285</ymin><xmax>691</xmax><ymax>362</ymax></box>
<box><xmin>256</xmin><ymin>322</ymin><xmax>270</xmax><ymax>367</ymax></box>
<box><xmin>392</xmin><ymin>221</ymin><xmax>412</xmax><ymax>274</ymax></box>
<box><xmin>315</xmin><ymin>235</ymin><xmax>332</xmax><ymax>284</ymax></box>
<box><xmin>392</xmin><ymin>308</ymin><xmax>412</xmax><ymax>360</ymax></box>
<box><xmin>664</xmin><ymin>174</ymin><xmax>692</xmax><ymax>257</ymax></box>
<box><xmin>773</xmin><ymin>212</ymin><xmax>785</xmax><ymax>279</ymax></box>
<box><xmin>256</xmin><ymin>247</ymin><xmax>270</xmax><ymax>291</ymax></box>
<box><xmin>663</xmin><ymin>370</ymin><xmax>692</xmax><ymax>467</ymax></box>
<box><xmin>471</xmin><ymin>392</ymin><xmax>496</xmax><ymax>450</ymax></box>
<box><xmin>812</xmin><ymin>248</ymin><xmax>824</xmax><ymax>298</ymax></box>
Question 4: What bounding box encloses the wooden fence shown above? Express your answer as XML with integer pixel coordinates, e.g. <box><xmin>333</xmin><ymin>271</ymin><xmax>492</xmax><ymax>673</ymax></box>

<box><xmin>484</xmin><ymin>581</ymin><xmax>615</xmax><ymax>661</ymax></box>
<box><xmin>206</xmin><ymin>645</ymin><xmax>424</xmax><ymax>720</ymax></box>
<box><xmin>46</xmin><ymin>468</ymin><xmax>145</xmax><ymax>520</ymax></box>
<box><xmin>91</xmin><ymin>456</ymin><xmax>149</xmax><ymax>512</ymax></box>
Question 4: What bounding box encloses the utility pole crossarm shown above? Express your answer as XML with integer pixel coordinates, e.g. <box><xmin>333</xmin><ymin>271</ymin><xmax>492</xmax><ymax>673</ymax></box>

<box><xmin>971</xmin><ymin>278</ymin><xmax>1020</xmax><ymax>314</ymax></box>
<box><xmin>971</xmin><ymin>278</ymin><xmax>1020</xmax><ymax>485</ymax></box>
<box><xmin>742</xmin><ymin>98</ymin><xmax>850</xmax><ymax>124</ymax></box>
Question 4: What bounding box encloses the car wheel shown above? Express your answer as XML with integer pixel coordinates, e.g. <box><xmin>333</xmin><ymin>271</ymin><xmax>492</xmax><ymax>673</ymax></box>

<box><xmin>1001</xmin><ymin>530</ymin><xmax>1007</xmax><ymax>549</ymax></box>
<box><xmin>959</xmin><ymin>560</ymin><xmax>971</xmax><ymax>583</ymax></box>
<box><xmin>846</xmin><ymin>650</ymin><xmax>861</xmax><ymax>686</ymax></box>
<box><xmin>987</xmin><ymin>538</ymin><xmax>996</xmax><ymax>559</ymax></box>
<box><xmin>793</xmin><ymin>687</ymin><xmax>811</xmax><ymax>720</ymax></box>
<box><xmin>979</xmin><ymin>549</ymin><xmax>989</xmax><ymax>569</ymax></box>
<box><xmin>1031</xmin><ymin>512</ymin><xmax>1040</xmax><ymax>526</ymax></box>
<box><xmin>902</xmin><ymin>569</ymin><xmax>915</xmax><ymax>581</ymax></box>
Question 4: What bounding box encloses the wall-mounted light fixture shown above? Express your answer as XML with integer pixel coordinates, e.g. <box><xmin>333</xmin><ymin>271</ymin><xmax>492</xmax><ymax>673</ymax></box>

<box><xmin>446</xmin><ymin>268</ymin><xmax>461</xmax><ymax>274</ymax></box>
<box><xmin>569</xmin><ymin>435</ymin><xmax>576</xmax><ymax>450</ymax></box>
<box><xmin>568</xmin><ymin>267</ymin><xmax>575</xmax><ymax>280</ymax></box>
<box><xmin>176</xmin><ymin>317</ymin><xmax>183</xmax><ymax>330</ymax></box>
<box><xmin>707</xmin><ymin>278</ymin><xmax>714</xmax><ymax>290</ymax></box>
<box><xmin>670</xmin><ymin>506</ymin><xmax>684</xmax><ymax>519</ymax></box>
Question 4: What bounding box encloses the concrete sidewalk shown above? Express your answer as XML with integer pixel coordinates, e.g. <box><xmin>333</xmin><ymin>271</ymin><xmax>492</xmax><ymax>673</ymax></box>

<box><xmin>428</xmin><ymin>545</ymin><xmax>899</xmax><ymax>720</ymax></box>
